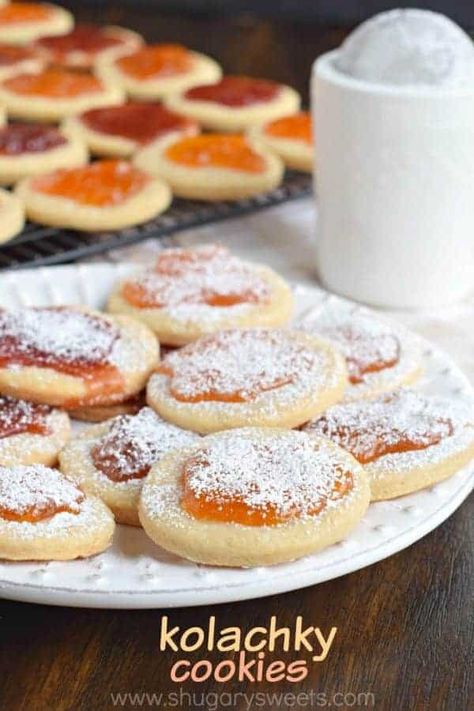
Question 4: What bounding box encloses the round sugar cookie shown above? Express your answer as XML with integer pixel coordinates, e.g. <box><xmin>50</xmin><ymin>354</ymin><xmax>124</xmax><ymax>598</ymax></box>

<box><xmin>0</xmin><ymin>395</ymin><xmax>70</xmax><ymax>466</ymax></box>
<box><xmin>97</xmin><ymin>43</ymin><xmax>222</xmax><ymax>100</ymax></box>
<box><xmin>59</xmin><ymin>406</ymin><xmax>200</xmax><ymax>526</ymax></box>
<box><xmin>298</xmin><ymin>306</ymin><xmax>422</xmax><ymax>400</ymax></box>
<box><xmin>165</xmin><ymin>75</ymin><xmax>301</xmax><ymax>132</ymax></box>
<box><xmin>147</xmin><ymin>327</ymin><xmax>347</xmax><ymax>433</ymax></box>
<box><xmin>63</xmin><ymin>102</ymin><xmax>199</xmax><ymax>158</ymax></box>
<box><xmin>0</xmin><ymin>188</ymin><xmax>25</xmax><ymax>244</ymax></box>
<box><xmin>0</xmin><ymin>43</ymin><xmax>44</xmax><ymax>81</ymax></box>
<box><xmin>107</xmin><ymin>244</ymin><xmax>294</xmax><ymax>345</ymax></box>
<box><xmin>0</xmin><ymin>464</ymin><xmax>114</xmax><ymax>561</ymax></box>
<box><xmin>0</xmin><ymin>123</ymin><xmax>88</xmax><ymax>185</ymax></box>
<box><xmin>139</xmin><ymin>427</ymin><xmax>370</xmax><ymax>567</ymax></box>
<box><xmin>249</xmin><ymin>111</ymin><xmax>314</xmax><ymax>172</ymax></box>
<box><xmin>134</xmin><ymin>133</ymin><xmax>284</xmax><ymax>201</ymax></box>
<box><xmin>16</xmin><ymin>159</ymin><xmax>171</xmax><ymax>231</ymax></box>
<box><xmin>33</xmin><ymin>24</ymin><xmax>143</xmax><ymax>70</ymax></box>
<box><xmin>68</xmin><ymin>391</ymin><xmax>145</xmax><ymax>422</ymax></box>
<box><xmin>304</xmin><ymin>389</ymin><xmax>474</xmax><ymax>500</ymax></box>
<box><xmin>0</xmin><ymin>306</ymin><xmax>159</xmax><ymax>409</ymax></box>
<box><xmin>0</xmin><ymin>68</ymin><xmax>124</xmax><ymax>122</ymax></box>
<box><xmin>0</xmin><ymin>2</ymin><xmax>73</xmax><ymax>46</ymax></box>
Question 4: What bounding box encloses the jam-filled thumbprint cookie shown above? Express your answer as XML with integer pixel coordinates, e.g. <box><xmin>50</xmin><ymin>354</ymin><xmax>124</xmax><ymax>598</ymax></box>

<box><xmin>0</xmin><ymin>68</ymin><xmax>124</xmax><ymax>122</ymax></box>
<box><xmin>304</xmin><ymin>389</ymin><xmax>474</xmax><ymax>500</ymax></box>
<box><xmin>147</xmin><ymin>327</ymin><xmax>347</xmax><ymax>433</ymax></box>
<box><xmin>165</xmin><ymin>75</ymin><xmax>301</xmax><ymax>132</ymax></box>
<box><xmin>0</xmin><ymin>123</ymin><xmax>88</xmax><ymax>185</ymax></box>
<box><xmin>134</xmin><ymin>134</ymin><xmax>283</xmax><ymax>201</ymax></box>
<box><xmin>0</xmin><ymin>2</ymin><xmax>73</xmax><ymax>46</ymax></box>
<box><xmin>69</xmin><ymin>390</ymin><xmax>145</xmax><ymax>423</ymax></box>
<box><xmin>0</xmin><ymin>395</ymin><xmax>70</xmax><ymax>467</ymax></box>
<box><xmin>0</xmin><ymin>464</ymin><xmax>114</xmax><ymax>560</ymax></box>
<box><xmin>0</xmin><ymin>43</ymin><xmax>44</xmax><ymax>81</ymax></box>
<box><xmin>59</xmin><ymin>407</ymin><xmax>199</xmax><ymax>526</ymax></box>
<box><xmin>64</xmin><ymin>102</ymin><xmax>199</xmax><ymax>158</ymax></box>
<box><xmin>97</xmin><ymin>43</ymin><xmax>222</xmax><ymax>100</ymax></box>
<box><xmin>107</xmin><ymin>244</ymin><xmax>294</xmax><ymax>345</ymax></box>
<box><xmin>139</xmin><ymin>428</ymin><xmax>370</xmax><ymax>567</ymax></box>
<box><xmin>0</xmin><ymin>306</ymin><xmax>159</xmax><ymax>409</ymax></box>
<box><xmin>33</xmin><ymin>24</ymin><xmax>143</xmax><ymax>71</ymax></box>
<box><xmin>16</xmin><ymin>159</ymin><xmax>171</xmax><ymax>231</ymax></box>
<box><xmin>299</xmin><ymin>307</ymin><xmax>422</xmax><ymax>400</ymax></box>
<box><xmin>249</xmin><ymin>112</ymin><xmax>314</xmax><ymax>173</ymax></box>
<box><xmin>0</xmin><ymin>188</ymin><xmax>25</xmax><ymax>244</ymax></box>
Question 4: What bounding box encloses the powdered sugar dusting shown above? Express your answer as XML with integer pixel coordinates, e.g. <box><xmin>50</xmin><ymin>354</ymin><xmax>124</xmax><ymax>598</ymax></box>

<box><xmin>0</xmin><ymin>396</ymin><xmax>52</xmax><ymax>438</ymax></box>
<box><xmin>305</xmin><ymin>389</ymin><xmax>474</xmax><ymax>470</ymax></box>
<box><xmin>0</xmin><ymin>308</ymin><xmax>119</xmax><ymax>369</ymax></box>
<box><xmin>121</xmin><ymin>244</ymin><xmax>272</xmax><ymax>324</ymax></box>
<box><xmin>92</xmin><ymin>407</ymin><xmax>199</xmax><ymax>482</ymax></box>
<box><xmin>0</xmin><ymin>465</ymin><xmax>83</xmax><ymax>519</ymax></box>
<box><xmin>161</xmin><ymin>328</ymin><xmax>330</xmax><ymax>402</ymax></box>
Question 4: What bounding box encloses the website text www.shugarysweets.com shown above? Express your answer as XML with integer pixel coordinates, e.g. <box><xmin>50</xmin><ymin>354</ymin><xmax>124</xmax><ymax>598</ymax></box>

<box><xmin>160</xmin><ymin>616</ymin><xmax>338</xmax><ymax>684</ymax></box>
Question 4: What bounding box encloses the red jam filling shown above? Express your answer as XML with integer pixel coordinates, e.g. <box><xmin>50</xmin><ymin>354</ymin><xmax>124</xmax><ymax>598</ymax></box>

<box><xmin>0</xmin><ymin>124</ymin><xmax>67</xmax><ymax>156</ymax></box>
<box><xmin>3</xmin><ymin>69</ymin><xmax>103</xmax><ymax>98</ymax></box>
<box><xmin>35</xmin><ymin>25</ymin><xmax>125</xmax><ymax>57</ymax></box>
<box><xmin>165</xmin><ymin>134</ymin><xmax>265</xmax><ymax>173</ymax></box>
<box><xmin>116</xmin><ymin>44</ymin><xmax>193</xmax><ymax>80</ymax></box>
<box><xmin>81</xmin><ymin>102</ymin><xmax>197</xmax><ymax>145</ymax></box>
<box><xmin>0</xmin><ymin>396</ymin><xmax>52</xmax><ymax>438</ymax></box>
<box><xmin>185</xmin><ymin>76</ymin><xmax>280</xmax><ymax>107</ymax></box>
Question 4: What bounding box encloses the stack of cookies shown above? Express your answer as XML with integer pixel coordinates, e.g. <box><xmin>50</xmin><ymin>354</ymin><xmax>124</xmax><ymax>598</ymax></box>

<box><xmin>0</xmin><ymin>244</ymin><xmax>473</xmax><ymax>568</ymax></box>
<box><xmin>0</xmin><ymin>1</ymin><xmax>314</xmax><ymax>244</ymax></box>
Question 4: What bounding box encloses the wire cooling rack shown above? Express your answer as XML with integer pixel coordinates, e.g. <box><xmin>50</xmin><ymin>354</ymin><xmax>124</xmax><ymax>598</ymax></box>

<box><xmin>0</xmin><ymin>171</ymin><xmax>311</xmax><ymax>270</ymax></box>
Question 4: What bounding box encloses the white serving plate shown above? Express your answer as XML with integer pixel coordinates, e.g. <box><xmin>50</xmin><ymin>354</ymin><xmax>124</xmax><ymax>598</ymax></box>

<box><xmin>0</xmin><ymin>263</ymin><xmax>472</xmax><ymax>609</ymax></box>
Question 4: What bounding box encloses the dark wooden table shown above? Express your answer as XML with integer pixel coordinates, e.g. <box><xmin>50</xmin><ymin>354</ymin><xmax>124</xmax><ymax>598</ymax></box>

<box><xmin>0</xmin><ymin>6</ymin><xmax>472</xmax><ymax>710</ymax></box>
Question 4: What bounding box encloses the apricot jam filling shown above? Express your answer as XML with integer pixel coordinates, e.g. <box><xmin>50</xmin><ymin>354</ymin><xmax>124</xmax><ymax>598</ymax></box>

<box><xmin>0</xmin><ymin>308</ymin><xmax>124</xmax><ymax>406</ymax></box>
<box><xmin>307</xmin><ymin>390</ymin><xmax>454</xmax><ymax>465</ymax></box>
<box><xmin>0</xmin><ymin>124</ymin><xmax>66</xmax><ymax>155</ymax></box>
<box><xmin>0</xmin><ymin>3</ymin><xmax>53</xmax><ymax>24</ymax></box>
<box><xmin>158</xmin><ymin>329</ymin><xmax>319</xmax><ymax>404</ymax></box>
<box><xmin>31</xmin><ymin>160</ymin><xmax>150</xmax><ymax>207</ymax></box>
<box><xmin>185</xmin><ymin>76</ymin><xmax>280</xmax><ymax>107</ymax></box>
<box><xmin>165</xmin><ymin>134</ymin><xmax>265</xmax><ymax>173</ymax></box>
<box><xmin>35</xmin><ymin>25</ymin><xmax>125</xmax><ymax>57</ymax></box>
<box><xmin>0</xmin><ymin>465</ymin><xmax>84</xmax><ymax>523</ymax></box>
<box><xmin>91</xmin><ymin>407</ymin><xmax>198</xmax><ymax>483</ymax></box>
<box><xmin>265</xmin><ymin>112</ymin><xmax>312</xmax><ymax>144</ymax></box>
<box><xmin>117</xmin><ymin>44</ymin><xmax>192</xmax><ymax>80</ymax></box>
<box><xmin>81</xmin><ymin>102</ymin><xmax>197</xmax><ymax>145</ymax></box>
<box><xmin>181</xmin><ymin>434</ymin><xmax>354</xmax><ymax>526</ymax></box>
<box><xmin>3</xmin><ymin>69</ymin><xmax>102</xmax><ymax>98</ymax></box>
<box><xmin>0</xmin><ymin>396</ymin><xmax>52</xmax><ymax>438</ymax></box>
<box><xmin>0</xmin><ymin>43</ymin><xmax>38</xmax><ymax>65</ymax></box>
<box><xmin>311</xmin><ymin>314</ymin><xmax>401</xmax><ymax>385</ymax></box>
<box><xmin>121</xmin><ymin>244</ymin><xmax>271</xmax><ymax>310</ymax></box>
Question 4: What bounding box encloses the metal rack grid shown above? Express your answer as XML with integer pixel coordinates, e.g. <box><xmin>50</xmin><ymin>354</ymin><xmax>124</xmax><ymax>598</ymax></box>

<box><xmin>0</xmin><ymin>171</ymin><xmax>312</xmax><ymax>270</ymax></box>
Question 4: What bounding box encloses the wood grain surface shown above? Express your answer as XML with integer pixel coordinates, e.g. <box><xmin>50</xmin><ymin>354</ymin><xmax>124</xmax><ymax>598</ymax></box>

<box><xmin>0</xmin><ymin>5</ymin><xmax>472</xmax><ymax>710</ymax></box>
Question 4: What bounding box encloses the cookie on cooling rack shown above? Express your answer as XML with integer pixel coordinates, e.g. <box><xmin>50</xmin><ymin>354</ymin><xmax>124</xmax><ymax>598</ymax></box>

<box><xmin>147</xmin><ymin>327</ymin><xmax>347</xmax><ymax>433</ymax></box>
<box><xmin>249</xmin><ymin>112</ymin><xmax>314</xmax><ymax>173</ymax></box>
<box><xmin>107</xmin><ymin>244</ymin><xmax>294</xmax><ymax>345</ymax></box>
<box><xmin>63</xmin><ymin>102</ymin><xmax>199</xmax><ymax>159</ymax></box>
<box><xmin>0</xmin><ymin>43</ymin><xmax>44</xmax><ymax>81</ymax></box>
<box><xmin>0</xmin><ymin>2</ymin><xmax>73</xmax><ymax>46</ymax></box>
<box><xmin>0</xmin><ymin>395</ymin><xmax>70</xmax><ymax>467</ymax></box>
<box><xmin>59</xmin><ymin>407</ymin><xmax>199</xmax><ymax>526</ymax></box>
<box><xmin>134</xmin><ymin>133</ymin><xmax>284</xmax><ymax>201</ymax></box>
<box><xmin>33</xmin><ymin>24</ymin><xmax>143</xmax><ymax>71</ymax></box>
<box><xmin>304</xmin><ymin>389</ymin><xmax>474</xmax><ymax>500</ymax></box>
<box><xmin>97</xmin><ymin>43</ymin><xmax>222</xmax><ymax>100</ymax></box>
<box><xmin>0</xmin><ymin>464</ymin><xmax>114</xmax><ymax>560</ymax></box>
<box><xmin>139</xmin><ymin>427</ymin><xmax>370</xmax><ymax>567</ymax></box>
<box><xmin>164</xmin><ymin>75</ymin><xmax>301</xmax><ymax>132</ymax></box>
<box><xmin>0</xmin><ymin>68</ymin><xmax>124</xmax><ymax>122</ymax></box>
<box><xmin>0</xmin><ymin>123</ymin><xmax>87</xmax><ymax>185</ymax></box>
<box><xmin>298</xmin><ymin>305</ymin><xmax>422</xmax><ymax>400</ymax></box>
<box><xmin>16</xmin><ymin>159</ymin><xmax>171</xmax><ymax>231</ymax></box>
<box><xmin>0</xmin><ymin>306</ymin><xmax>159</xmax><ymax>409</ymax></box>
<box><xmin>0</xmin><ymin>188</ymin><xmax>25</xmax><ymax>244</ymax></box>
